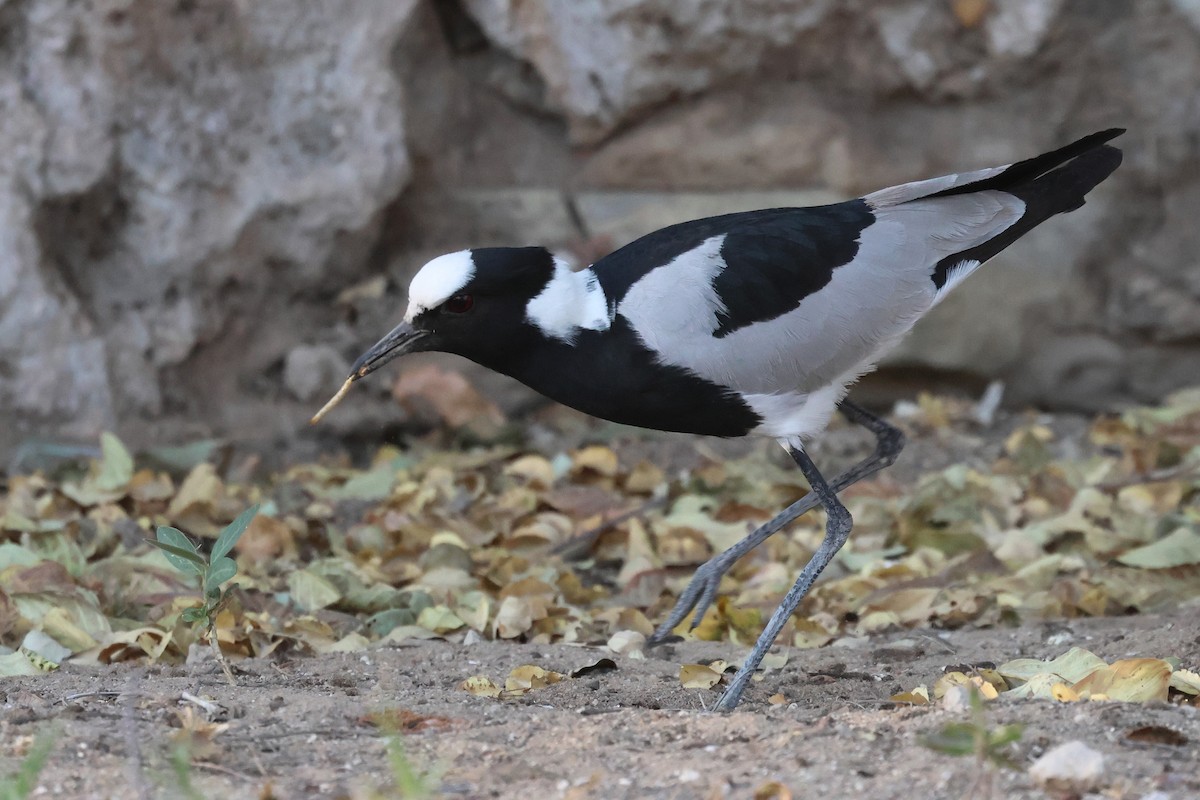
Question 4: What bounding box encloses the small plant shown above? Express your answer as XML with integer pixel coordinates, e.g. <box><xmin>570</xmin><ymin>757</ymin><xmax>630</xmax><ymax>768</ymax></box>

<box><xmin>922</xmin><ymin>687</ymin><xmax>1024</xmax><ymax>799</ymax></box>
<box><xmin>151</xmin><ymin>505</ymin><xmax>258</xmax><ymax>682</ymax></box>
<box><xmin>1</xmin><ymin>727</ymin><xmax>56</xmax><ymax>800</ymax></box>
<box><xmin>384</xmin><ymin>736</ymin><xmax>436</xmax><ymax>799</ymax></box>
<box><xmin>168</xmin><ymin>740</ymin><xmax>205</xmax><ymax>800</ymax></box>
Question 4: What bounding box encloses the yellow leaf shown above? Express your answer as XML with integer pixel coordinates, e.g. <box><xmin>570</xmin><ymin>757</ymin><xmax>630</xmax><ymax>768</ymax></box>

<box><xmin>933</xmin><ymin>672</ymin><xmax>998</xmax><ymax>700</ymax></box>
<box><xmin>624</xmin><ymin>460</ymin><xmax>665</xmax><ymax>494</ymax></box>
<box><xmin>1072</xmin><ymin>658</ymin><xmax>1172</xmax><ymax>702</ymax></box>
<box><xmin>95</xmin><ymin>627</ymin><xmax>174</xmax><ymax>664</ymax></box>
<box><xmin>1051</xmin><ymin>682</ymin><xmax>1081</xmax><ymax>702</ymax></box>
<box><xmin>41</xmin><ymin>607</ymin><xmax>99</xmax><ymax>652</ymax></box>
<box><xmin>679</xmin><ymin>663</ymin><xmax>722</xmax><ymax>690</ymax></box>
<box><xmin>460</xmin><ymin>675</ymin><xmax>502</xmax><ymax>698</ymax></box>
<box><xmin>167</xmin><ymin>463</ymin><xmax>223</xmax><ymax>520</ymax></box>
<box><xmin>571</xmin><ymin>445</ymin><xmax>619</xmax><ymax>478</ymax></box>
<box><xmin>504</xmin><ymin>454</ymin><xmax>556</xmax><ymax>489</ymax></box>
<box><xmin>719</xmin><ymin>598</ymin><xmax>763</xmax><ymax>643</ymax></box>
<box><xmin>792</xmin><ymin>618</ymin><xmax>835</xmax><ymax>649</ymax></box>
<box><xmin>506</xmin><ymin>665</ymin><xmax>565</xmax><ymax>692</ymax></box>
<box><xmin>753</xmin><ymin>781</ymin><xmax>793</xmax><ymax>800</ymax></box>
<box><xmin>677</xmin><ymin>604</ymin><xmax>723</xmax><ymax>642</ymax></box>
<box><xmin>951</xmin><ymin>0</ymin><xmax>989</xmax><ymax>28</ymax></box>
<box><xmin>889</xmin><ymin>685</ymin><xmax>930</xmax><ymax>704</ymax></box>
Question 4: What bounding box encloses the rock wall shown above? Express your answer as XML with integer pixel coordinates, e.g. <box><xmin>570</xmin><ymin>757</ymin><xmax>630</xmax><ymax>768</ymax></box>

<box><xmin>2</xmin><ymin>0</ymin><xmax>1198</xmax><ymax>457</ymax></box>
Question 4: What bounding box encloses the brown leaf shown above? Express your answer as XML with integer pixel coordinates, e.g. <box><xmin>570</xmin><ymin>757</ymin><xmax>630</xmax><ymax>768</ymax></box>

<box><xmin>362</xmin><ymin>708</ymin><xmax>455</xmax><ymax>733</ymax></box>
<box><xmin>391</xmin><ymin>365</ymin><xmax>505</xmax><ymax>429</ymax></box>
<box><xmin>1124</xmin><ymin>725</ymin><xmax>1188</xmax><ymax>746</ymax></box>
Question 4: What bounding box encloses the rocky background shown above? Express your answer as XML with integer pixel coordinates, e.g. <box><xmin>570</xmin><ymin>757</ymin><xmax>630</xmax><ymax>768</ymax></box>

<box><xmin>1</xmin><ymin>0</ymin><xmax>1197</xmax><ymax>460</ymax></box>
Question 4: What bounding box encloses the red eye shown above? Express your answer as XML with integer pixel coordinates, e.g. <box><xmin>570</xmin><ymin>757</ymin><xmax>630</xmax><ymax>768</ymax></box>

<box><xmin>443</xmin><ymin>294</ymin><xmax>474</xmax><ymax>314</ymax></box>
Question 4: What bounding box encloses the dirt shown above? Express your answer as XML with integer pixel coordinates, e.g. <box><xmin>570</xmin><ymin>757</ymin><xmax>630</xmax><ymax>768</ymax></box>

<box><xmin>3</xmin><ymin>404</ymin><xmax>1199</xmax><ymax>799</ymax></box>
<box><xmin>1</xmin><ymin>609</ymin><xmax>1197</xmax><ymax>799</ymax></box>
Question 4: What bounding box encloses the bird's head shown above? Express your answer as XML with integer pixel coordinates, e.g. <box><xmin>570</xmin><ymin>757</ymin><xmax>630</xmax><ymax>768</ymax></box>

<box><xmin>348</xmin><ymin>247</ymin><xmax>561</xmax><ymax>381</ymax></box>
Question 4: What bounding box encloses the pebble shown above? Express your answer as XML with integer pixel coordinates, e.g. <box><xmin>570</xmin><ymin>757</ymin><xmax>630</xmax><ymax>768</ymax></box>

<box><xmin>1029</xmin><ymin>740</ymin><xmax>1105</xmax><ymax>792</ymax></box>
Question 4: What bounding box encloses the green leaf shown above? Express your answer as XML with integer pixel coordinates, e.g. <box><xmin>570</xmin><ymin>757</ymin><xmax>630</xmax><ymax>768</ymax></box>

<box><xmin>205</xmin><ymin>557</ymin><xmax>237</xmax><ymax>596</ymax></box>
<box><xmin>921</xmin><ymin>724</ymin><xmax>979</xmax><ymax>757</ymax></box>
<box><xmin>0</xmin><ymin>651</ymin><xmax>41</xmax><ymax>677</ymax></box>
<box><xmin>212</xmin><ymin>504</ymin><xmax>259</xmax><ymax>564</ymax></box>
<box><xmin>287</xmin><ymin>569</ymin><xmax>342</xmax><ymax>612</ymax></box>
<box><xmin>988</xmin><ymin>724</ymin><xmax>1025</xmax><ymax>749</ymax></box>
<box><xmin>152</xmin><ymin>528</ymin><xmax>205</xmax><ymax>574</ymax></box>
<box><xmin>142</xmin><ymin>438</ymin><xmax>222</xmax><ymax>474</ymax></box>
<box><xmin>181</xmin><ymin>606</ymin><xmax>207</xmax><ymax>624</ymax></box>
<box><xmin>95</xmin><ymin>431</ymin><xmax>134</xmax><ymax>492</ymax></box>
<box><xmin>1116</xmin><ymin>527</ymin><xmax>1200</xmax><ymax>569</ymax></box>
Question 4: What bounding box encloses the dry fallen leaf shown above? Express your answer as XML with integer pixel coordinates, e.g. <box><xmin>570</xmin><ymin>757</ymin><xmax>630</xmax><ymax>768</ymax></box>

<box><xmin>460</xmin><ymin>675</ymin><xmax>502</xmax><ymax>698</ymax></box>
<box><xmin>505</xmin><ymin>665</ymin><xmax>566</xmax><ymax>694</ymax></box>
<box><xmin>392</xmin><ymin>365</ymin><xmax>505</xmax><ymax>429</ymax></box>
<box><xmin>679</xmin><ymin>663</ymin><xmax>722</xmax><ymax>690</ymax></box>
<box><xmin>1071</xmin><ymin>658</ymin><xmax>1172</xmax><ymax>702</ymax></box>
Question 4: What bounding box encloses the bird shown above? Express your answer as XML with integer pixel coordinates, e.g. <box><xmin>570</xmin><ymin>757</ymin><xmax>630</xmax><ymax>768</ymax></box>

<box><xmin>323</xmin><ymin>129</ymin><xmax>1124</xmax><ymax>711</ymax></box>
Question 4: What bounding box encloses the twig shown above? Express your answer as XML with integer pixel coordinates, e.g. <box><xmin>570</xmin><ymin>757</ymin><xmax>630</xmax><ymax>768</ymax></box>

<box><xmin>550</xmin><ymin>496</ymin><xmax>669</xmax><ymax>559</ymax></box>
<box><xmin>192</xmin><ymin>762</ymin><xmax>258</xmax><ymax>782</ymax></box>
<box><xmin>122</xmin><ymin>673</ymin><xmax>152</xmax><ymax>800</ymax></box>
<box><xmin>180</xmin><ymin>692</ymin><xmax>223</xmax><ymax>716</ymax></box>
<box><xmin>57</xmin><ymin>690</ymin><xmax>129</xmax><ymax>704</ymax></box>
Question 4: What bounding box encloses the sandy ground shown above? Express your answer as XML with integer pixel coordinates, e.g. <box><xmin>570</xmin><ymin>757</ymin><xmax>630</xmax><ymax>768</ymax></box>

<box><xmin>2</xmin><ymin>608</ymin><xmax>1198</xmax><ymax>800</ymax></box>
<box><xmin>3</xmin><ymin>403</ymin><xmax>1199</xmax><ymax>799</ymax></box>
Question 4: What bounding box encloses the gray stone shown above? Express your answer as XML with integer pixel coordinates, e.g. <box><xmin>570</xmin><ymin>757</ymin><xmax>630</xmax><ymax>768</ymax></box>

<box><xmin>1029</xmin><ymin>740</ymin><xmax>1106</xmax><ymax>792</ymax></box>
<box><xmin>985</xmin><ymin>0</ymin><xmax>1066</xmax><ymax>58</ymax></box>
<box><xmin>461</xmin><ymin>0</ymin><xmax>838</xmax><ymax>143</ymax></box>
<box><xmin>0</xmin><ymin>0</ymin><xmax>418</xmax><ymax>455</ymax></box>
<box><xmin>284</xmin><ymin>345</ymin><xmax>350</xmax><ymax>404</ymax></box>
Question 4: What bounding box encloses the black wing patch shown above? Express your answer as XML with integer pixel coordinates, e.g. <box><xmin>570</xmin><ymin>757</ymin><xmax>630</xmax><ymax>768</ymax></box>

<box><xmin>711</xmin><ymin>201</ymin><xmax>873</xmax><ymax>337</ymax></box>
<box><xmin>592</xmin><ymin>201</ymin><xmax>872</xmax><ymax>312</ymax></box>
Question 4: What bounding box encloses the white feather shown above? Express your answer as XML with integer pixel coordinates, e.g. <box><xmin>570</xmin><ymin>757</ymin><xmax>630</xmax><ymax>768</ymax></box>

<box><xmin>404</xmin><ymin>251</ymin><xmax>476</xmax><ymax>321</ymax></box>
<box><xmin>525</xmin><ymin>257</ymin><xmax>611</xmax><ymax>342</ymax></box>
<box><xmin>865</xmin><ymin>164</ymin><xmax>1010</xmax><ymax>209</ymax></box>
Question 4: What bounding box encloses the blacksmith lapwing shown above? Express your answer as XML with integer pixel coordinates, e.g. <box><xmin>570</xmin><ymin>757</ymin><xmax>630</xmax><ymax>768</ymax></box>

<box><xmin>319</xmin><ymin>129</ymin><xmax>1124</xmax><ymax>710</ymax></box>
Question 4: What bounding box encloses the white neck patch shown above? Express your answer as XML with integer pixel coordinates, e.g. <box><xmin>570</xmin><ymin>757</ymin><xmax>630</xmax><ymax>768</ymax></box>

<box><xmin>404</xmin><ymin>250</ymin><xmax>476</xmax><ymax>321</ymax></box>
<box><xmin>525</xmin><ymin>256</ymin><xmax>611</xmax><ymax>343</ymax></box>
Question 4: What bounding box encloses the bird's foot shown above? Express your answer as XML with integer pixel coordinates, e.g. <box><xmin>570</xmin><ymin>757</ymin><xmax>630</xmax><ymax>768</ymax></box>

<box><xmin>646</xmin><ymin>555</ymin><xmax>733</xmax><ymax>647</ymax></box>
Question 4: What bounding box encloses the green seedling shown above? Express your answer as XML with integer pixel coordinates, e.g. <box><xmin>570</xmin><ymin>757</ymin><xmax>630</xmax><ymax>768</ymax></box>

<box><xmin>151</xmin><ymin>505</ymin><xmax>258</xmax><ymax>682</ymax></box>
<box><xmin>1</xmin><ymin>726</ymin><xmax>56</xmax><ymax>800</ymax></box>
<box><xmin>384</xmin><ymin>736</ymin><xmax>436</xmax><ymax>799</ymax></box>
<box><xmin>922</xmin><ymin>687</ymin><xmax>1024</xmax><ymax>799</ymax></box>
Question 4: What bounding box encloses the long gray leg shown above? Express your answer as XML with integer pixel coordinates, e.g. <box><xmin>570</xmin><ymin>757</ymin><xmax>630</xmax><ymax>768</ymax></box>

<box><xmin>713</xmin><ymin>446</ymin><xmax>850</xmax><ymax>711</ymax></box>
<box><xmin>647</xmin><ymin>401</ymin><xmax>903</xmax><ymax>647</ymax></box>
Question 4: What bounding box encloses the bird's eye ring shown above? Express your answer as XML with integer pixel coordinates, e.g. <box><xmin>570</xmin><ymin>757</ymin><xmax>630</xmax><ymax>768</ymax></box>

<box><xmin>443</xmin><ymin>294</ymin><xmax>474</xmax><ymax>314</ymax></box>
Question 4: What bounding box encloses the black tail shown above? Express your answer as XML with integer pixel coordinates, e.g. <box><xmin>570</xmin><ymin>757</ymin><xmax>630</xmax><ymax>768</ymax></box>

<box><xmin>931</xmin><ymin>129</ymin><xmax>1124</xmax><ymax>287</ymax></box>
<box><xmin>931</xmin><ymin>128</ymin><xmax>1125</xmax><ymax>200</ymax></box>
